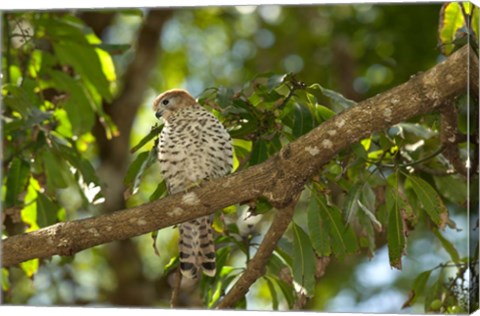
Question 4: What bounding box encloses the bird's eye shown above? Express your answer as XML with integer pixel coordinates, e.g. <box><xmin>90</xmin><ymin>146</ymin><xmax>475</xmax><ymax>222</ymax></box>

<box><xmin>162</xmin><ymin>99</ymin><xmax>169</xmax><ymax>105</ymax></box>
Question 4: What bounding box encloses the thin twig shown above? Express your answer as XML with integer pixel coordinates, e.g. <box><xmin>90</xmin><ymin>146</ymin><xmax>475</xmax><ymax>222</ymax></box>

<box><xmin>170</xmin><ymin>267</ymin><xmax>182</xmax><ymax>308</ymax></box>
<box><xmin>216</xmin><ymin>194</ymin><xmax>300</xmax><ymax>309</ymax></box>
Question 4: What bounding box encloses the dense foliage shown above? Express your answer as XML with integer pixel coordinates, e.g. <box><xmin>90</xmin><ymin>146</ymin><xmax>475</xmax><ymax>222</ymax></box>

<box><xmin>1</xmin><ymin>3</ymin><xmax>478</xmax><ymax>313</ymax></box>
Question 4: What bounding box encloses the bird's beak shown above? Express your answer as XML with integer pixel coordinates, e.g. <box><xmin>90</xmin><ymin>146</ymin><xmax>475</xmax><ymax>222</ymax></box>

<box><xmin>155</xmin><ymin>110</ymin><xmax>164</xmax><ymax>119</ymax></box>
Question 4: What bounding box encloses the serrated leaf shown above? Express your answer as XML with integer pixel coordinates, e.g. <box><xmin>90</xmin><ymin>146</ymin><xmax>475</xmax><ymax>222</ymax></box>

<box><xmin>406</xmin><ymin>175</ymin><xmax>449</xmax><ymax>229</ymax></box>
<box><xmin>432</xmin><ymin>228</ymin><xmax>460</xmax><ymax>263</ymax></box>
<box><xmin>5</xmin><ymin>158</ymin><xmax>30</xmax><ymax>207</ymax></box>
<box><xmin>291</xmin><ymin>222</ymin><xmax>316</xmax><ymax>296</ymax></box>
<box><xmin>307</xmin><ymin>194</ymin><xmax>331</xmax><ymax>256</ymax></box>
<box><xmin>292</xmin><ymin>103</ymin><xmax>315</xmax><ymax>138</ymax></box>
<box><xmin>36</xmin><ymin>193</ymin><xmax>59</xmax><ymax>227</ymax></box>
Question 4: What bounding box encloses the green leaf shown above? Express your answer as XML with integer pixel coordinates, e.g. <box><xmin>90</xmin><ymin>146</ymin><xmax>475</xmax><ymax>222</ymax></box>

<box><xmin>472</xmin><ymin>6</ymin><xmax>479</xmax><ymax>41</ymax></box>
<box><xmin>49</xmin><ymin>70</ymin><xmax>95</xmax><ymax>135</ymax></box>
<box><xmin>424</xmin><ymin>271</ymin><xmax>443</xmax><ymax>312</ymax></box>
<box><xmin>345</xmin><ymin>183</ymin><xmax>362</xmax><ymax>225</ymax></box>
<box><xmin>267</xmin><ymin>251</ymin><xmax>289</xmax><ymax>275</ymax></box>
<box><xmin>315</xmin><ymin>104</ymin><xmax>337</xmax><ymax>121</ymax></box>
<box><xmin>402</xmin><ymin>269</ymin><xmax>433</xmax><ymax>308</ymax></box>
<box><xmin>42</xmin><ymin>149</ymin><xmax>70</xmax><ymax>190</ymax></box>
<box><xmin>317</xmin><ymin>194</ymin><xmax>358</xmax><ymax>256</ymax></box>
<box><xmin>2</xmin><ymin>84</ymin><xmax>34</xmax><ymax>117</ymax></box>
<box><xmin>385</xmin><ymin>186</ymin><xmax>406</xmax><ymax>269</ymax></box>
<box><xmin>406</xmin><ymin>175</ymin><xmax>449</xmax><ymax>229</ymax></box>
<box><xmin>396</xmin><ymin>122</ymin><xmax>437</xmax><ymax>139</ymax></box>
<box><xmin>291</xmin><ymin>222</ymin><xmax>316</xmax><ymax>296</ymax></box>
<box><xmin>124</xmin><ymin>151</ymin><xmax>150</xmax><ymax>186</ymax></box>
<box><xmin>20</xmin><ymin>177</ymin><xmax>40</xmax><ymax>231</ymax></box>
<box><xmin>53</xmin><ymin>140</ymin><xmax>99</xmax><ymax>185</ymax></box>
<box><xmin>130</xmin><ymin>125</ymin><xmax>162</xmax><ymax>153</ymax></box>
<box><xmin>433</xmin><ymin>175</ymin><xmax>467</xmax><ymax>204</ymax></box>
<box><xmin>5</xmin><ymin>158</ymin><xmax>30</xmax><ymax>207</ymax></box>
<box><xmin>95</xmin><ymin>43</ymin><xmax>131</xmax><ymax>55</ymax></box>
<box><xmin>2</xmin><ymin>268</ymin><xmax>10</xmax><ymax>291</ymax></box>
<box><xmin>438</xmin><ymin>2</ymin><xmax>468</xmax><ymax>56</ymax></box>
<box><xmin>149</xmin><ymin>181</ymin><xmax>168</xmax><ymax>202</ymax></box>
<box><xmin>53</xmin><ymin>42</ymin><xmax>112</xmax><ymax>102</ymax></box>
<box><xmin>307</xmin><ymin>193</ymin><xmax>331</xmax><ymax>256</ymax></box>
<box><xmin>275</xmin><ymin>277</ymin><xmax>295</xmax><ymax>308</ymax></box>
<box><xmin>265</xmin><ymin>276</ymin><xmax>280</xmax><ymax>310</ymax></box>
<box><xmin>163</xmin><ymin>256</ymin><xmax>179</xmax><ymax>276</ymax></box>
<box><xmin>95</xmin><ymin>47</ymin><xmax>117</xmax><ymax>81</ymax></box>
<box><xmin>249</xmin><ymin>139</ymin><xmax>269</xmax><ymax>166</ymax></box>
<box><xmin>124</xmin><ymin>150</ymin><xmax>158</xmax><ymax>196</ymax></box>
<box><xmin>36</xmin><ymin>192</ymin><xmax>59</xmax><ymax>227</ymax></box>
<box><xmin>19</xmin><ymin>259</ymin><xmax>39</xmax><ymax>278</ymax></box>
<box><xmin>292</xmin><ymin>103</ymin><xmax>315</xmax><ymax>138</ymax></box>
<box><xmin>432</xmin><ymin>228</ymin><xmax>460</xmax><ymax>263</ymax></box>
<box><xmin>308</xmin><ymin>83</ymin><xmax>356</xmax><ymax>109</ymax></box>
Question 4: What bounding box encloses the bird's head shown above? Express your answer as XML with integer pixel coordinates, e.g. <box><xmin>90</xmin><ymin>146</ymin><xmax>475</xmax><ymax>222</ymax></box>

<box><xmin>152</xmin><ymin>89</ymin><xmax>197</xmax><ymax>122</ymax></box>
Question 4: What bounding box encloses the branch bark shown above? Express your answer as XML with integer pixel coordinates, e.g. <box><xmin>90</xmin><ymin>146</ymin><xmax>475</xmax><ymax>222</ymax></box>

<box><xmin>216</xmin><ymin>195</ymin><xmax>300</xmax><ymax>309</ymax></box>
<box><xmin>1</xmin><ymin>45</ymin><xmax>477</xmax><ymax>268</ymax></box>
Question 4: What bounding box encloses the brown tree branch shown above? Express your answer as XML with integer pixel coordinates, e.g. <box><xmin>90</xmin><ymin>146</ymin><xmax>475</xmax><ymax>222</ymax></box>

<box><xmin>440</xmin><ymin>103</ymin><xmax>468</xmax><ymax>176</ymax></box>
<box><xmin>1</xmin><ymin>45</ymin><xmax>477</xmax><ymax>268</ymax></box>
<box><xmin>216</xmin><ymin>195</ymin><xmax>300</xmax><ymax>309</ymax></box>
<box><xmin>170</xmin><ymin>267</ymin><xmax>182</xmax><ymax>308</ymax></box>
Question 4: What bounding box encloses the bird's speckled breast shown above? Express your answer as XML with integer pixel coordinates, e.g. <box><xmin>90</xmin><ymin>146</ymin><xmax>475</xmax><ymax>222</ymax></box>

<box><xmin>157</xmin><ymin>105</ymin><xmax>233</xmax><ymax>194</ymax></box>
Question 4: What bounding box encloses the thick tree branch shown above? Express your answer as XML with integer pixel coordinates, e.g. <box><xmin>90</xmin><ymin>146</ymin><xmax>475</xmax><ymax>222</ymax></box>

<box><xmin>440</xmin><ymin>103</ymin><xmax>468</xmax><ymax>176</ymax></box>
<box><xmin>216</xmin><ymin>196</ymin><xmax>299</xmax><ymax>309</ymax></box>
<box><xmin>1</xmin><ymin>45</ymin><xmax>477</xmax><ymax>268</ymax></box>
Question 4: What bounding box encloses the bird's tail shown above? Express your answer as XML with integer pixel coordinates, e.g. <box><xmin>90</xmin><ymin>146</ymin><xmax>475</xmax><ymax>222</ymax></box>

<box><xmin>179</xmin><ymin>216</ymin><xmax>216</xmax><ymax>279</ymax></box>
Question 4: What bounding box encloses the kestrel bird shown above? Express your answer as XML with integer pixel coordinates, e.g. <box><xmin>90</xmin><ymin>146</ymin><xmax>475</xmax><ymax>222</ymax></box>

<box><xmin>153</xmin><ymin>89</ymin><xmax>233</xmax><ymax>279</ymax></box>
